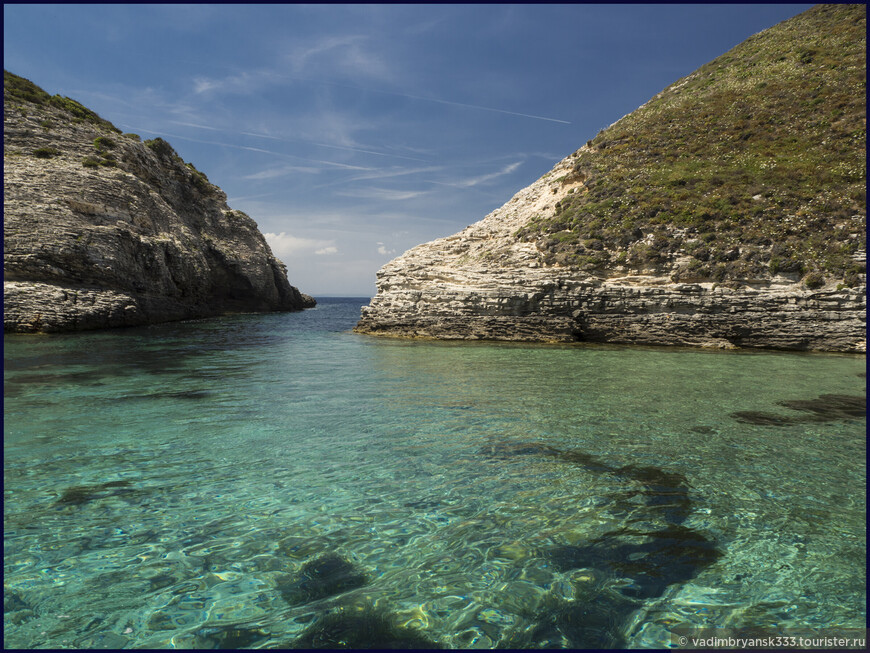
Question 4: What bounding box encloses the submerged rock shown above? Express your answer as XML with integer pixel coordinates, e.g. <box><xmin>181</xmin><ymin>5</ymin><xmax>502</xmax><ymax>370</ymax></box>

<box><xmin>191</xmin><ymin>625</ymin><xmax>271</xmax><ymax>649</ymax></box>
<box><xmin>777</xmin><ymin>394</ymin><xmax>866</xmax><ymax>420</ymax></box>
<box><xmin>731</xmin><ymin>411</ymin><xmax>796</xmax><ymax>426</ymax></box>
<box><xmin>278</xmin><ymin>553</ymin><xmax>368</xmax><ymax>605</ymax></box>
<box><xmin>4</xmin><ymin>71</ymin><xmax>311</xmax><ymax>333</ymax></box>
<box><xmin>54</xmin><ymin>480</ymin><xmax>135</xmax><ymax>506</ymax></box>
<box><xmin>477</xmin><ymin>441</ymin><xmax>557</xmax><ymax>459</ymax></box>
<box><xmin>481</xmin><ymin>441</ymin><xmax>723</xmax><ymax>647</ymax></box>
<box><xmin>732</xmin><ymin>393</ymin><xmax>866</xmax><ymax>426</ymax></box>
<box><xmin>4</xmin><ymin>589</ymin><xmax>29</xmax><ymax>613</ymax></box>
<box><xmin>551</xmin><ymin>524</ymin><xmax>723</xmax><ymax>599</ymax></box>
<box><xmin>524</xmin><ymin>590</ymin><xmax>630</xmax><ymax>649</ymax></box>
<box><xmin>121</xmin><ymin>389</ymin><xmax>213</xmax><ymax>401</ymax></box>
<box><xmin>291</xmin><ymin>606</ymin><xmax>440</xmax><ymax>649</ymax></box>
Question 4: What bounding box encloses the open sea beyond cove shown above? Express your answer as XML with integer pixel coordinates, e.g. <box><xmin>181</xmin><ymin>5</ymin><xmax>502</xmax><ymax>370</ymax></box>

<box><xmin>3</xmin><ymin>297</ymin><xmax>866</xmax><ymax>649</ymax></box>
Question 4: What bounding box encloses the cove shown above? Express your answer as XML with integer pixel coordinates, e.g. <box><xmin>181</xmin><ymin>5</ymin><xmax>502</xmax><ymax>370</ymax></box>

<box><xmin>3</xmin><ymin>298</ymin><xmax>865</xmax><ymax>648</ymax></box>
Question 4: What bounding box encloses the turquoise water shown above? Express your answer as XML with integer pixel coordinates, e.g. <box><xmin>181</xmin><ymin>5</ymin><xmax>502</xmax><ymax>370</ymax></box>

<box><xmin>4</xmin><ymin>298</ymin><xmax>866</xmax><ymax>649</ymax></box>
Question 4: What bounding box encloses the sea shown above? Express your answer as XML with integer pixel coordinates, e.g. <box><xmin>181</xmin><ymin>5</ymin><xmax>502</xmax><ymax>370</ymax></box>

<box><xmin>3</xmin><ymin>297</ymin><xmax>866</xmax><ymax>649</ymax></box>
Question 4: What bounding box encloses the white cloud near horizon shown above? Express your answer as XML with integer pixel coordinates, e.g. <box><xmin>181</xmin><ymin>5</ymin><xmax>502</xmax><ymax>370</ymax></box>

<box><xmin>264</xmin><ymin>231</ymin><xmax>337</xmax><ymax>260</ymax></box>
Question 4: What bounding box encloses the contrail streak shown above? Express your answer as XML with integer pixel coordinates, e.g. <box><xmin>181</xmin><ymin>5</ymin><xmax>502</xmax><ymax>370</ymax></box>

<box><xmin>119</xmin><ymin>126</ymin><xmax>375</xmax><ymax>170</ymax></box>
<box><xmin>131</xmin><ymin>124</ymin><xmax>427</xmax><ymax>163</ymax></box>
<box><xmin>394</xmin><ymin>91</ymin><xmax>572</xmax><ymax>124</ymax></box>
<box><xmin>269</xmin><ymin>73</ymin><xmax>572</xmax><ymax>124</ymax></box>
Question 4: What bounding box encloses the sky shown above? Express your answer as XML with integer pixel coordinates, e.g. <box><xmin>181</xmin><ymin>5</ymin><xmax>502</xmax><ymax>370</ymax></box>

<box><xmin>4</xmin><ymin>3</ymin><xmax>813</xmax><ymax>296</ymax></box>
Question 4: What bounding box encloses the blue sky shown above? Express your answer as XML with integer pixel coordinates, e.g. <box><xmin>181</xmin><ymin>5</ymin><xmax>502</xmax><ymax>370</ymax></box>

<box><xmin>4</xmin><ymin>4</ymin><xmax>812</xmax><ymax>296</ymax></box>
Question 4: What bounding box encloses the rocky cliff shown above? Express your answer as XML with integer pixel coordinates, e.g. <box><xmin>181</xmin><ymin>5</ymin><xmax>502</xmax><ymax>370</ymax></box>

<box><xmin>4</xmin><ymin>71</ymin><xmax>313</xmax><ymax>333</ymax></box>
<box><xmin>356</xmin><ymin>4</ymin><xmax>866</xmax><ymax>352</ymax></box>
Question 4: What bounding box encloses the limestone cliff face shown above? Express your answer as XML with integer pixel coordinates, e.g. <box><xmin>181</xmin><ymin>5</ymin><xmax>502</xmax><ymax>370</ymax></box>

<box><xmin>356</xmin><ymin>156</ymin><xmax>865</xmax><ymax>351</ymax></box>
<box><xmin>4</xmin><ymin>72</ymin><xmax>312</xmax><ymax>333</ymax></box>
<box><xmin>356</xmin><ymin>5</ymin><xmax>866</xmax><ymax>353</ymax></box>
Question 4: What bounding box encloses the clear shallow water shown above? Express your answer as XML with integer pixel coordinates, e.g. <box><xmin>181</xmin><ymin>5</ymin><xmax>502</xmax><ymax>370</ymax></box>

<box><xmin>4</xmin><ymin>298</ymin><xmax>865</xmax><ymax>649</ymax></box>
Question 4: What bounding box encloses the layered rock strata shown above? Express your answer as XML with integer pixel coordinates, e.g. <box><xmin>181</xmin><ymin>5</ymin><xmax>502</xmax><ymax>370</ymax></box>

<box><xmin>356</xmin><ymin>157</ymin><xmax>866</xmax><ymax>352</ymax></box>
<box><xmin>357</xmin><ymin>5</ymin><xmax>866</xmax><ymax>353</ymax></box>
<box><xmin>4</xmin><ymin>72</ymin><xmax>311</xmax><ymax>333</ymax></box>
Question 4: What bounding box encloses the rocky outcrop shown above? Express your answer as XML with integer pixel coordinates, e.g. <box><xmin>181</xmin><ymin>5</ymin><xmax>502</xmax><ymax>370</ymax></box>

<box><xmin>357</xmin><ymin>6</ymin><xmax>866</xmax><ymax>353</ymax></box>
<box><xmin>4</xmin><ymin>71</ymin><xmax>312</xmax><ymax>333</ymax></box>
<box><xmin>356</xmin><ymin>156</ymin><xmax>866</xmax><ymax>352</ymax></box>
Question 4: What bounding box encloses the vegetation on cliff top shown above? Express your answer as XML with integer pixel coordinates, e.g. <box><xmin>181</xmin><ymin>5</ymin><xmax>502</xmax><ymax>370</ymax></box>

<box><xmin>4</xmin><ymin>70</ymin><xmax>121</xmax><ymax>134</ymax></box>
<box><xmin>518</xmin><ymin>4</ymin><xmax>866</xmax><ymax>288</ymax></box>
<box><xmin>4</xmin><ymin>71</ymin><xmax>216</xmax><ymax>196</ymax></box>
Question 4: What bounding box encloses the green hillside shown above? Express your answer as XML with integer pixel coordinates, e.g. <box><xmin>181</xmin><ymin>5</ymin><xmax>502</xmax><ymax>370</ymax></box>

<box><xmin>519</xmin><ymin>4</ymin><xmax>866</xmax><ymax>289</ymax></box>
<box><xmin>4</xmin><ymin>70</ymin><xmax>121</xmax><ymax>134</ymax></box>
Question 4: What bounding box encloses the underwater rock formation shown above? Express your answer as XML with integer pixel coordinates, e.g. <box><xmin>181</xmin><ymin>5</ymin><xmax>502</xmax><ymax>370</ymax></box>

<box><xmin>278</xmin><ymin>553</ymin><xmax>369</xmax><ymax>606</ymax></box>
<box><xmin>191</xmin><ymin>625</ymin><xmax>272</xmax><ymax>649</ymax></box>
<box><xmin>481</xmin><ymin>443</ymin><xmax>723</xmax><ymax>648</ymax></box>
<box><xmin>731</xmin><ymin>393</ymin><xmax>866</xmax><ymax>425</ymax></box>
<box><xmin>54</xmin><ymin>480</ymin><xmax>136</xmax><ymax>506</ymax></box>
<box><xmin>291</xmin><ymin>606</ymin><xmax>441</xmax><ymax>649</ymax></box>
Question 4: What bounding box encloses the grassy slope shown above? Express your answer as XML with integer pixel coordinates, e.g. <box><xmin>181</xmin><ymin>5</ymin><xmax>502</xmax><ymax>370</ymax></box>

<box><xmin>4</xmin><ymin>70</ymin><xmax>122</xmax><ymax>134</ymax></box>
<box><xmin>518</xmin><ymin>4</ymin><xmax>866</xmax><ymax>289</ymax></box>
<box><xmin>5</xmin><ymin>70</ymin><xmax>219</xmax><ymax>195</ymax></box>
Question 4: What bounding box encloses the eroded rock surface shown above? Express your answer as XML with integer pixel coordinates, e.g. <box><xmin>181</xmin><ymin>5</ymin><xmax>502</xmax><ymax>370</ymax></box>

<box><xmin>4</xmin><ymin>72</ymin><xmax>311</xmax><ymax>333</ymax></box>
<box><xmin>356</xmin><ymin>157</ymin><xmax>865</xmax><ymax>352</ymax></box>
<box><xmin>356</xmin><ymin>5</ymin><xmax>866</xmax><ymax>353</ymax></box>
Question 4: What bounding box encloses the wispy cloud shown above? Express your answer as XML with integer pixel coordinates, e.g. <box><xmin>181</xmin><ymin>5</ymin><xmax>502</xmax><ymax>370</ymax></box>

<box><xmin>336</xmin><ymin>187</ymin><xmax>430</xmax><ymax>201</ymax></box>
<box><xmin>404</xmin><ymin>93</ymin><xmax>571</xmax><ymax>125</ymax></box>
<box><xmin>250</xmin><ymin>109</ymin><xmax>427</xmax><ymax>161</ymax></box>
<box><xmin>288</xmin><ymin>35</ymin><xmax>362</xmax><ymax>70</ymax></box>
<box><xmin>345</xmin><ymin>165</ymin><xmax>444</xmax><ymax>183</ymax></box>
<box><xmin>167</xmin><ymin>119</ymin><xmax>224</xmax><ymax>132</ymax></box>
<box><xmin>118</xmin><ymin>127</ymin><xmax>281</xmax><ymax>156</ymax></box>
<box><xmin>242</xmin><ymin>165</ymin><xmax>323</xmax><ymax>180</ymax></box>
<box><xmin>192</xmin><ymin>70</ymin><xmax>276</xmax><ymax>95</ymax></box>
<box><xmin>162</xmin><ymin>117</ymin><xmax>430</xmax><ymax>163</ymax></box>
<box><xmin>118</xmin><ymin>125</ymin><xmax>380</xmax><ymax>170</ymax></box>
<box><xmin>72</xmin><ymin>86</ymin><xmax>202</xmax><ymax>125</ymax></box>
<box><xmin>264</xmin><ymin>232</ymin><xmax>337</xmax><ymax>259</ymax></box>
<box><xmin>308</xmin><ymin>79</ymin><xmax>572</xmax><ymax>124</ymax></box>
<box><xmin>439</xmin><ymin>161</ymin><xmax>524</xmax><ymax>188</ymax></box>
<box><xmin>310</xmin><ymin>140</ymin><xmax>429</xmax><ymax>162</ymax></box>
<box><xmin>192</xmin><ymin>77</ymin><xmax>223</xmax><ymax>94</ymax></box>
<box><xmin>285</xmin><ymin>34</ymin><xmax>393</xmax><ymax>81</ymax></box>
<box><xmin>191</xmin><ymin>35</ymin><xmax>395</xmax><ymax>97</ymax></box>
<box><xmin>377</xmin><ymin>242</ymin><xmax>397</xmax><ymax>255</ymax></box>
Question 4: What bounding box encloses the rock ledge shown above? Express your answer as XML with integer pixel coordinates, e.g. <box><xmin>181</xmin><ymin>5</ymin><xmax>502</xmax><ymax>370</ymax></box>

<box><xmin>4</xmin><ymin>72</ymin><xmax>311</xmax><ymax>333</ymax></box>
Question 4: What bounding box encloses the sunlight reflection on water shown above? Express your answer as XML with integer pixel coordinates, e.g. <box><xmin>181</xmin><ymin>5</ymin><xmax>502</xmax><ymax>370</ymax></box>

<box><xmin>4</xmin><ymin>299</ymin><xmax>865</xmax><ymax>648</ymax></box>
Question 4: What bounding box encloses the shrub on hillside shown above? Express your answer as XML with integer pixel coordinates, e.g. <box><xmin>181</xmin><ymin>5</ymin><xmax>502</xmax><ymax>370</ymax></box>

<box><xmin>32</xmin><ymin>147</ymin><xmax>59</xmax><ymax>158</ymax></box>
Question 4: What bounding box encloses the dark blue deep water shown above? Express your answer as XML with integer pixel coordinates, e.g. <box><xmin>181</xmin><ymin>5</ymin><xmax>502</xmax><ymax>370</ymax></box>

<box><xmin>4</xmin><ymin>298</ymin><xmax>866</xmax><ymax>648</ymax></box>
